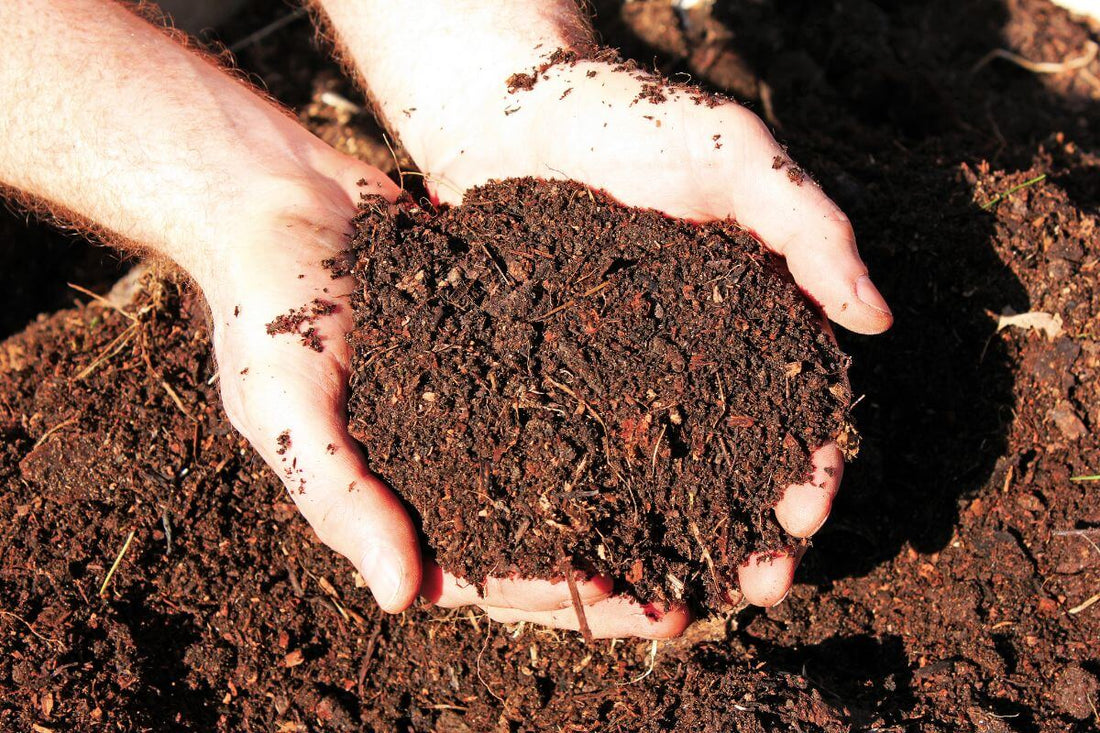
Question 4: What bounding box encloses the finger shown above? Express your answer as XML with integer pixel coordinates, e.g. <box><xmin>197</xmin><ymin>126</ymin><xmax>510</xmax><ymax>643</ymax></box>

<box><xmin>222</xmin><ymin>358</ymin><xmax>421</xmax><ymax>613</ymax></box>
<box><xmin>737</xmin><ymin>549</ymin><xmax>799</xmax><ymax>607</ymax></box>
<box><xmin>422</xmin><ymin>562</ymin><xmax>614</xmax><ymax>612</ymax></box>
<box><xmin>483</xmin><ymin>597</ymin><xmax>691</xmax><ymax>640</ymax></box>
<box><xmin>773</xmin><ymin>443</ymin><xmax>843</xmax><ymax>538</ymax></box>
<box><xmin>707</xmin><ymin>108</ymin><xmax>893</xmax><ymax>335</ymax></box>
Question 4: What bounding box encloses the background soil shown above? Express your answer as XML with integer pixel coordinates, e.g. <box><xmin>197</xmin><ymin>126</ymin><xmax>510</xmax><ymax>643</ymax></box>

<box><xmin>1</xmin><ymin>0</ymin><xmax>1098</xmax><ymax>731</ymax></box>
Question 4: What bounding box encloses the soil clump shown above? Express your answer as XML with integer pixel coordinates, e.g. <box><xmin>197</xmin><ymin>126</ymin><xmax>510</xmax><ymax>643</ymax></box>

<box><xmin>338</xmin><ymin>178</ymin><xmax>851</xmax><ymax>608</ymax></box>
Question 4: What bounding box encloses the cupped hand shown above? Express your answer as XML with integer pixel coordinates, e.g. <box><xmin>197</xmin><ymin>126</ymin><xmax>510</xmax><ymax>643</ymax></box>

<box><xmin>412</xmin><ymin>56</ymin><xmax>891</xmax><ymax>607</ymax></box>
<box><xmin>199</xmin><ymin>156</ymin><xmax>687</xmax><ymax>637</ymax></box>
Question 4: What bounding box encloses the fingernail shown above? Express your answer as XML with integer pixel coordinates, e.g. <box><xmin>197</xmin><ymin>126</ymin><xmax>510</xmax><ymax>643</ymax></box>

<box><xmin>855</xmin><ymin>275</ymin><xmax>891</xmax><ymax>315</ymax></box>
<box><xmin>770</xmin><ymin>587</ymin><xmax>792</xmax><ymax>607</ymax></box>
<box><xmin>361</xmin><ymin>546</ymin><xmax>406</xmax><ymax>612</ymax></box>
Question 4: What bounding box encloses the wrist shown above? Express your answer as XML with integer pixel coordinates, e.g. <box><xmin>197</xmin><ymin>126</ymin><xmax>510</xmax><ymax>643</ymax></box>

<box><xmin>318</xmin><ymin>0</ymin><xmax>592</xmax><ymax>172</ymax></box>
<box><xmin>171</xmin><ymin>144</ymin><xmax>366</xmax><ymax>312</ymax></box>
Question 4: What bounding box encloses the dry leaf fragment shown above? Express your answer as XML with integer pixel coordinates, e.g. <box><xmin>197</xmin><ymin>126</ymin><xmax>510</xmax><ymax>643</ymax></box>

<box><xmin>996</xmin><ymin>310</ymin><xmax>1063</xmax><ymax>340</ymax></box>
<box><xmin>283</xmin><ymin>649</ymin><xmax>305</xmax><ymax>668</ymax></box>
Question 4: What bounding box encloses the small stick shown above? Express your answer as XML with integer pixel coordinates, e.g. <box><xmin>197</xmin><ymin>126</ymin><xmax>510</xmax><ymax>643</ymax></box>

<box><xmin>159</xmin><ymin>380</ymin><xmax>196</xmax><ymax>422</ymax></box>
<box><xmin>561</xmin><ymin>554</ymin><xmax>595</xmax><ymax>646</ymax></box>
<box><xmin>99</xmin><ymin>530</ymin><xmax>136</xmax><ymax>597</ymax></box>
<box><xmin>651</xmin><ymin>423</ymin><xmax>667</xmax><ymax>478</ymax></box>
<box><xmin>480</xmin><ymin>242</ymin><xmax>512</xmax><ymax>286</ymax></box>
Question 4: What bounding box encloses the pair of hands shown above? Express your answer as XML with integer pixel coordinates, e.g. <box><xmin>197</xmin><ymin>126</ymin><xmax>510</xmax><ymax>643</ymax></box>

<box><xmin>211</xmin><ymin>56</ymin><xmax>891</xmax><ymax>638</ymax></box>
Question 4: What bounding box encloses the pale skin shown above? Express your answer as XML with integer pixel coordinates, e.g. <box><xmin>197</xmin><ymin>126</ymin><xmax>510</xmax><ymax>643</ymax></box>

<box><xmin>0</xmin><ymin>0</ymin><xmax>891</xmax><ymax>639</ymax></box>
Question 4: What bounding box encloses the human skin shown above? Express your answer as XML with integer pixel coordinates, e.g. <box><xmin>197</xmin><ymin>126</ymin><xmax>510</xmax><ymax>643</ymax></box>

<box><xmin>0</xmin><ymin>0</ymin><xmax>889</xmax><ymax>637</ymax></box>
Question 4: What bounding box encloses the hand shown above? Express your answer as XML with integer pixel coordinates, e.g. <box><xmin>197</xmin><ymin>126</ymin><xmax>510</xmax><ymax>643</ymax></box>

<box><xmin>200</xmin><ymin>158</ymin><xmax>688</xmax><ymax>637</ymax></box>
<box><xmin>399</xmin><ymin>57</ymin><xmax>891</xmax><ymax>607</ymax></box>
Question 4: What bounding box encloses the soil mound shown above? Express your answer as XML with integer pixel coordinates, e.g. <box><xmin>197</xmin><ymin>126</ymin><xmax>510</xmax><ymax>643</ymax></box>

<box><xmin>339</xmin><ymin>178</ymin><xmax>851</xmax><ymax>607</ymax></box>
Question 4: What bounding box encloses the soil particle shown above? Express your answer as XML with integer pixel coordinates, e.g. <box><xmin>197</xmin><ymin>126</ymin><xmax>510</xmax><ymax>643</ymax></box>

<box><xmin>339</xmin><ymin>177</ymin><xmax>850</xmax><ymax>608</ymax></box>
<box><xmin>264</xmin><ymin>298</ymin><xmax>337</xmax><ymax>352</ymax></box>
<box><xmin>276</xmin><ymin>430</ymin><xmax>291</xmax><ymax>455</ymax></box>
<box><xmin>1048</xmin><ymin>401</ymin><xmax>1088</xmax><ymax>440</ymax></box>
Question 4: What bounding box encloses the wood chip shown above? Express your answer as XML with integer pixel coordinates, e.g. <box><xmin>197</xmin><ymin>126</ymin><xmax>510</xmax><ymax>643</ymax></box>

<box><xmin>996</xmin><ymin>310</ymin><xmax>1063</xmax><ymax>340</ymax></box>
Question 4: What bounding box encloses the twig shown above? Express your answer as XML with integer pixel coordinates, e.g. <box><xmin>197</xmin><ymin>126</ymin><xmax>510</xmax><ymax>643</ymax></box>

<box><xmin>533</xmin><ymin>280</ymin><xmax>612</xmax><ymax>321</ymax></box>
<box><xmin>972</xmin><ymin>40</ymin><xmax>1098</xmax><ymax>75</ymax></box>
<box><xmin>160</xmin><ymin>507</ymin><xmax>173</xmax><ymax>556</ymax></box>
<box><xmin>160</xmin><ymin>380</ymin><xmax>196</xmax><ymax>421</ymax></box>
<box><xmin>689</xmin><ymin>520</ymin><xmax>722</xmax><ymax>599</ymax></box>
<box><xmin>651</xmin><ymin>423</ymin><xmax>667</xmax><ymax>478</ymax></box>
<box><xmin>99</xmin><ymin>530</ymin><xmax>136</xmax><ymax>597</ymax></box>
<box><xmin>981</xmin><ymin>174</ymin><xmax>1046</xmax><ymax>210</ymax></box>
<box><xmin>480</xmin><ymin>242</ymin><xmax>512</xmax><ymax>286</ymax></box>
<box><xmin>561</xmin><ymin>554</ymin><xmax>594</xmax><ymax>646</ymax></box>
<box><xmin>228</xmin><ymin>7</ymin><xmax>308</xmax><ymax>53</ymax></box>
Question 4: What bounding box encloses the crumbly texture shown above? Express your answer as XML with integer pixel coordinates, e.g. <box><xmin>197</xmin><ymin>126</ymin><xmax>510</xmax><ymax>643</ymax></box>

<box><xmin>338</xmin><ymin>178</ymin><xmax>851</xmax><ymax>608</ymax></box>
<box><xmin>1</xmin><ymin>0</ymin><xmax>1098</xmax><ymax>729</ymax></box>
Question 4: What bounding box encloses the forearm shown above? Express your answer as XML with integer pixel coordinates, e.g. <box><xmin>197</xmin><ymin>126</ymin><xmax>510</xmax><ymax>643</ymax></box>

<box><xmin>315</xmin><ymin>0</ymin><xmax>593</xmax><ymax>168</ymax></box>
<box><xmin>0</xmin><ymin>0</ymin><xmax>340</xmax><ymax>291</ymax></box>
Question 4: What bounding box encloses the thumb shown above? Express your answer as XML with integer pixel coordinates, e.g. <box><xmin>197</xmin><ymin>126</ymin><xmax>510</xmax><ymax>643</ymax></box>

<box><xmin>713</xmin><ymin>110</ymin><xmax>893</xmax><ymax>335</ymax></box>
<box><xmin>293</xmin><ymin>431</ymin><xmax>422</xmax><ymax>613</ymax></box>
<box><xmin>221</xmin><ymin>360</ymin><xmax>422</xmax><ymax>613</ymax></box>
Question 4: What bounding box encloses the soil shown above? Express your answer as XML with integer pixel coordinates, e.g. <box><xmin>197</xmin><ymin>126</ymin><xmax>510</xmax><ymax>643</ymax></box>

<box><xmin>339</xmin><ymin>178</ymin><xmax>850</xmax><ymax>609</ymax></box>
<box><xmin>1</xmin><ymin>0</ymin><xmax>1099</xmax><ymax>731</ymax></box>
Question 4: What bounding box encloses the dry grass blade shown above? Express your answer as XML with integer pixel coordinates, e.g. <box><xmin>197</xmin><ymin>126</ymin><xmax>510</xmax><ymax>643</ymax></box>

<box><xmin>75</xmin><ymin>323</ymin><xmax>137</xmax><ymax>381</ymax></box>
<box><xmin>1070</xmin><ymin>474</ymin><xmax>1100</xmax><ymax>482</ymax></box>
<box><xmin>32</xmin><ymin>415</ymin><xmax>79</xmax><ymax>450</ymax></box>
<box><xmin>0</xmin><ymin>609</ymin><xmax>64</xmax><ymax>651</ymax></box>
<box><xmin>99</xmin><ymin>530</ymin><xmax>137</xmax><ymax>597</ymax></box>
<box><xmin>972</xmin><ymin>40</ymin><xmax>1098</xmax><ymax>75</ymax></box>
<box><xmin>68</xmin><ymin>282</ymin><xmax>135</xmax><ymax>321</ymax></box>
<box><xmin>1068</xmin><ymin>592</ymin><xmax>1100</xmax><ymax>615</ymax></box>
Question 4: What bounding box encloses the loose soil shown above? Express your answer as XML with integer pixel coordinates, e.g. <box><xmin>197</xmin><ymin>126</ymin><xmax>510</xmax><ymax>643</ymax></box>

<box><xmin>339</xmin><ymin>178</ymin><xmax>850</xmax><ymax>609</ymax></box>
<box><xmin>0</xmin><ymin>0</ymin><xmax>1098</xmax><ymax>731</ymax></box>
